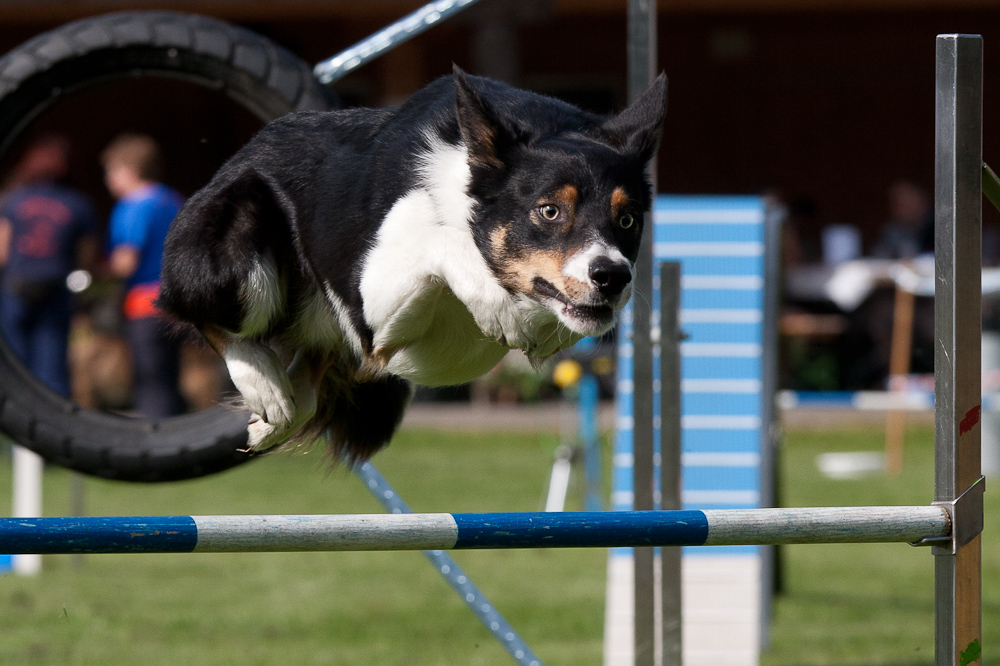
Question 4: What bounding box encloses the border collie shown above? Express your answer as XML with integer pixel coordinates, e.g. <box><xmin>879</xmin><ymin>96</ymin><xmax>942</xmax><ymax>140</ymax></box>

<box><xmin>159</xmin><ymin>66</ymin><xmax>667</xmax><ymax>462</ymax></box>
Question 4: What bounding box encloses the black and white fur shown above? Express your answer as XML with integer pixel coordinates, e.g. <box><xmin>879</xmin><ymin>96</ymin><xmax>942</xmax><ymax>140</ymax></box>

<box><xmin>159</xmin><ymin>67</ymin><xmax>667</xmax><ymax>462</ymax></box>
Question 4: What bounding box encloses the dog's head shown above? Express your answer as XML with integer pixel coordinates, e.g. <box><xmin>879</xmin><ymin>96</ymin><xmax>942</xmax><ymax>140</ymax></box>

<box><xmin>453</xmin><ymin>67</ymin><xmax>667</xmax><ymax>341</ymax></box>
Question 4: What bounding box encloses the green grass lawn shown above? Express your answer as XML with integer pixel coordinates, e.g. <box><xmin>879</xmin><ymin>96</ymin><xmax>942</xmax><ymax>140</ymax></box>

<box><xmin>764</xmin><ymin>424</ymin><xmax>1000</xmax><ymax>666</ymax></box>
<box><xmin>0</xmin><ymin>428</ymin><xmax>607</xmax><ymax>666</ymax></box>
<box><xmin>0</xmin><ymin>421</ymin><xmax>996</xmax><ymax>665</ymax></box>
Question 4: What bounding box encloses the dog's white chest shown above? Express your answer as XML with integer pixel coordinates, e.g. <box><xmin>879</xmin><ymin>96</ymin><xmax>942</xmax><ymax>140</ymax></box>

<box><xmin>381</xmin><ymin>288</ymin><xmax>509</xmax><ymax>386</ymax></box>
<box><xmin>357</xmin><ymin>137</ymin><xmax>580</xmax><ymax>385</ymax></box>
<box><xmin>358</xmin><ymin>171</ymin><xmax>513</xmax><ymax>386</ymax></box>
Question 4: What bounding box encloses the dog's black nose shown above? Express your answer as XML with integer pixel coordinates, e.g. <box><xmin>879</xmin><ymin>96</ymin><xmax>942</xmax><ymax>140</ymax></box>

<box><xmin>589</xmin><ymin>258</ymin><xmax>632</xmax><ymax>298</ymax></box>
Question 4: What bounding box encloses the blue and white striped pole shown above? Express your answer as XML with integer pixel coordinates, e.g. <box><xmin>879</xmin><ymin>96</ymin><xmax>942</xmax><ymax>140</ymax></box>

<box><xmin>313</xmin><ymin>0</ymin><xmax>482</xmax><ymax>84</ymax></box>
<box><xmin>0</xmin><ymin>506</ymin><xmax>950</xmax><ymax>554</ymax></box>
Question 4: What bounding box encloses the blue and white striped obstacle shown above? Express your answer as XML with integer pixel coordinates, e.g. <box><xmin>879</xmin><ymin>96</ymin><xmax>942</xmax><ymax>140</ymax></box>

<box><xmin>0</xmin><ymin>506</ymin><xmax>949</xmax><ymax>554</ymax></box>
<box><xmin>614</xmin><ymin>195</ymin><xmax>773</xmax><ymax>527</ymax></box>
<box><xmin>608</xmin><ymin>195</ymin><xmax>777</xmax><ymax>666</ymax></box>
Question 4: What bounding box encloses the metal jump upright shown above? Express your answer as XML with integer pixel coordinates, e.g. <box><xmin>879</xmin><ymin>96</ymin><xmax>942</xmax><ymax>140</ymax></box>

<box><xmin>625</xmin><ymin>1</ymin><xmax>660</xmax><ymax>664</ymax></box>
<box><xmin>931</xmin><ymin>33</ymin><xmax>984</xmax><ymax>666</ymax></box>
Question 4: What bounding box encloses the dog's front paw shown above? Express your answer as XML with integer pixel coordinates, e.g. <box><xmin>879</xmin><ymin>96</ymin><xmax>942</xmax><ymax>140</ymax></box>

<box><xmin>224</xmin><ymin>343</ymin><xmax>296</xmax><ymax>428</ymax></box>
<box><xmin>237</xmin><ymin>348</ymin><xmax>324</xmax><ymax>452</ymax></box>
<box><xmin>234</xmin><ymin>368</ymin><xmax>296</xmax><ymax>428</ymax></box>
<box><xmin>246</xmin><ymin>414</ymin><xmax>287</xmax><ymax>451</ymax></box>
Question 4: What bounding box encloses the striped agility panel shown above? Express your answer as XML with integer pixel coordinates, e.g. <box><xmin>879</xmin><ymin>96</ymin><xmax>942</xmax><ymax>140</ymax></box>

<box><xmin>613</xmin><ymin>196</ymin><xmax>770</xmax><ymax>541</ymax></box>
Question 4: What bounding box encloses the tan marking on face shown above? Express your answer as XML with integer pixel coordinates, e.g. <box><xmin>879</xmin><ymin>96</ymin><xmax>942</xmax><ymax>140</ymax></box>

<box><xmin>611</xmin><ymin>187</ymin><xmax>630</xmax><ymax>219</ymax></box>
<box><xmin>499</xmin><ymin>246</ymin><xmax>592</xmax><ymax>302</ymax></box>
<box><xmin>489</xmin><ymin>225</ymin><xmax>509</xmax><ymax>257</ymax></box>
<box><xmin>506</xmin><ymin>249</ymin><xmax>564</xmax><ymax>294</ymax></box>
<box><xmin>561</xmin><ymin>275</ymin><xmax>591</xmax><ymax>301</ymax></box>
<box><xmin>488</xmin><ymin>225</ymin><xmax>522</xmax><ymax>293</ymax></box>
<box><xmin>552</xmin><ymin>184</ymin><xmax>578</xmax><ymax>218</ymax></box>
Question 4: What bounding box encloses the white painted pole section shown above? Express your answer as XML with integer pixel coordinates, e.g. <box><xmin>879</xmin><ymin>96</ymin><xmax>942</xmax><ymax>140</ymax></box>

<box><xmin>545</xmin><ymin>456</ymin><xmax>572</xmax><ymax>512</ymax></box>
<box><xmin>192</xmin><ymin>514</ymin><xmax>459</xmax><ymax>552</ymax></box>
<box><xmin>603</xmin><ymin>554</ymin><xmax>635</xmax><ymax>666</ymax></box>
<box><xmin>12</xmin><ymin>444</ymin><xmax>42</xmax><ymax>575</ymax></box>
<box><xmin>703</xmin><ymin>505</ymin><xmax>950</xmax><ymax>545</ymax></box>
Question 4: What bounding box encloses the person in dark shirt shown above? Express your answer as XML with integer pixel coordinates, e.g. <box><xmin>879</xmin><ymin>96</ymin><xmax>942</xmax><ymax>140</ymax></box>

<box><xmin>0</xmin><ymin>136</ymin><xmax>98</xmax><ymax>397</ymax></box>
<box><xmin>102</xmin><ymin>133</ymin><xmax>186</xmax><ymax>418</ymax></box>
<box><xmin>871</xmin><ymin>180</ymin><xmax>934</xmax><ymax>259</ymax></box>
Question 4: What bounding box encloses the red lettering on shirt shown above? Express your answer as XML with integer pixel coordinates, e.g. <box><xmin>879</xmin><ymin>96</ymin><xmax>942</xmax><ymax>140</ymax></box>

<box><xmin>12</xmin><ymin>196</ymin><xmax>73</xmax><ymax>258</ymax></box>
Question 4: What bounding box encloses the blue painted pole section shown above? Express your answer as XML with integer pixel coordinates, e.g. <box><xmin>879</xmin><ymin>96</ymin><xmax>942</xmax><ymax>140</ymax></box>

<box><xmin>0</xmin><ymin>516</ymin><xmax>197</xmax><ymax>553</ymax></box>
<box><xmin>355</xmin><ymin>463</ymin><xmax>544</xmax><ymax>666</ymax></box>
<box><xmin>452</xmin><ymin>511</ymin><xmax>709</xmax><ymax>549</ymax></box>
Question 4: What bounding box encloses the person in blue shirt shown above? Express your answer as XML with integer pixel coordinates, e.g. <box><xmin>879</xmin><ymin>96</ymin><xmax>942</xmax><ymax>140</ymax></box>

<box><xmin>0</xmin><ymin>136</ymin><xmax>98</xmax><ymax>397</ymax></box>
<box><xmin>102</xmin><ymin>133</ymin><xmax>185</xmax><ymax>418</ymax></box>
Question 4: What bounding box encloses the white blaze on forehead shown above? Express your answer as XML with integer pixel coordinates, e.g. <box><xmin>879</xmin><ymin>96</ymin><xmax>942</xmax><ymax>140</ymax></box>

<box><xmin>562</xmin><ymin>241</ymin><xmax>630</xmax><ymax>285</ymax></box>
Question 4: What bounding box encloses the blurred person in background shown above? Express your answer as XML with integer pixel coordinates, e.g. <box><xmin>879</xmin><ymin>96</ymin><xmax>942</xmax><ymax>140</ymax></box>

<box><xmin>0</xmin><ymin>135</ymin><xmax>98</xmax><ymax>397</ymax></box>
<box><xmin>850</xmin><ymin>179</ymin><xmax>936</xmax><ymax>388</ymax></box>
<box><xmin>871</xmin><ymin>179</ymin><xmax>933</xmax><ymax>260</ymax></box>
<box><xmin>102</xmin><ymin>133</ymin><xmax>185</xmax><ymax>418</ymax></box>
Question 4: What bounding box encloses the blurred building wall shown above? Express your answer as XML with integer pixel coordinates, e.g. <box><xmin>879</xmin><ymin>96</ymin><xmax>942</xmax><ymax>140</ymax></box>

<box><xmin>0</xmin><ymin>1</ymin><xmax>995</xmax><ymax>247</ymax></box>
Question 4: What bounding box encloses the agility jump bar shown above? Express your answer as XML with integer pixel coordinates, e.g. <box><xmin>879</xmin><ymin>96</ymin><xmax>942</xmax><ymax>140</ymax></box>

<box><xmin>0</xmin><ymin>507</ymin><xmax>949</xmax><ymax>554</ymax></box>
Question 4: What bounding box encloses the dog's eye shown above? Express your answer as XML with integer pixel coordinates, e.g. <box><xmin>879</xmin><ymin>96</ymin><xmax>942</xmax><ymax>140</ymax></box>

<box><xmin>539</xmin><ymin>204</ymin><xmax>560</xmax><ymax>221</ymax></box>
<box><xmin>618</xmin><ymin>213</ymin><xmax>636</xmax><ymax>229</ymax></box>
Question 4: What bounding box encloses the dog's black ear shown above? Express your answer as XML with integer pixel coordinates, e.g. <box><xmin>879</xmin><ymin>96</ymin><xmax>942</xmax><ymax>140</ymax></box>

<box><xmin>453</xmin><ymin>64</ymin><xmax>506</xmax><ymax>169</ymax></box>
<box><xmin>603</xmin><ymin>72</ymin><xmax>668</xmax><ymax>164</ymax></box>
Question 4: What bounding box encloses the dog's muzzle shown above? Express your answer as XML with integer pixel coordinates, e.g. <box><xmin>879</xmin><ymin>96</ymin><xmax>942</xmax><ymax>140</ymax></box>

<box><xmin>588</xmin><ymin>256</ymin><xmax>632</xmax><ymax>300</ymax></box>
<box><xmin>532</xmin><ymin>265</ymin><xmax>629</xmax><ymax>336</ymax></box>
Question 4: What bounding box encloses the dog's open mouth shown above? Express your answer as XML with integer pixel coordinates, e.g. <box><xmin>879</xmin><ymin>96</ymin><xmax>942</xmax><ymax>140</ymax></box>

<box><xmin>532</xmin><ymin>278</ymin><xmax>615</xmax><ymax>330</ymax></box>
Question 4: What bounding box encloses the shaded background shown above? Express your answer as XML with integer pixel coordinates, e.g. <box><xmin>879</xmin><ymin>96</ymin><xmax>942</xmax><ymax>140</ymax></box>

<box><xmin>0</xmin><ymin>0</ymin><xmax>996</xmax><ymax>399</ymax></box>
<box><xmin>0</xmin><ymin>0</ymin><xmax>995</xmax><ymax>245</ymax></box>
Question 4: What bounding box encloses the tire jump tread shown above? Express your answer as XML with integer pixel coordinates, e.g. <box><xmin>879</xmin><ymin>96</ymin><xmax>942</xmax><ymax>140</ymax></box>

<box><xmin>0</xmin><ymin>11</ymin><xmax>334</xmax><ymax>481</ymax></box>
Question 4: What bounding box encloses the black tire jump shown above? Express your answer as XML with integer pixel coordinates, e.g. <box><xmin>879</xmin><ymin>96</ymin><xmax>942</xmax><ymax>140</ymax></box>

<box><xmin>0</xmin><ymin>11</ymin><xmax>335</xmax><ymax>481</ymax></box>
